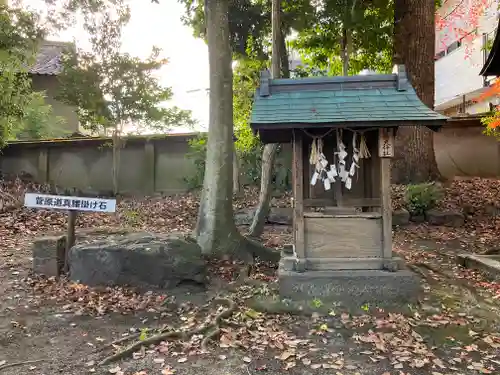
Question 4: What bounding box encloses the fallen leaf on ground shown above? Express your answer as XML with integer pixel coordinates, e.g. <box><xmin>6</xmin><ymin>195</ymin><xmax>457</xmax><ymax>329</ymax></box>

<box><xmin>161</xmin><ymin>368</ymin><xmax>176</xmax><ymax>375</ymax></box>
<box><xmin>278</xmin><ymin>350</ymin><xmax>295</xmax><ymax>361</ymax></box>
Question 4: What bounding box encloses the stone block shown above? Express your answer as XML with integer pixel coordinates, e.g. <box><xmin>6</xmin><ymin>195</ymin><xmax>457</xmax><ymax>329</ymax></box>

<box><xmin>410</xmin><ymin>215</ymin><xmax>425</xmax><ymax>223</ymax></box>
<box><xmin>457</xmin><ymin>253</ymin><xmax>500</xmax><ymax>281</ymax></box>
<box><xmin>234</xmin><ymin>208</ymin><xmax>254</xmax><ymax>226</ymax></box>
<box><xmin>485</xmin><ymin>204</ymin><xmax>500</xmax><ymax>217</ymax></box>
<box><xmin>279</xmin><ymin>255</ymin><xmax>296</xmax><ymax>271</ymax></box>
<box><xmin>392</xmin><ymin>209</ymin><xmax>410</xmax><ymax>226</ymax></box>
<box><xmin>282</xmin><ymin>244</ymin><xmax>294</xmax><ymax>255</ymax></box>
<box><xmin>33</xmin><ymin>235</ymin><xmax>66</xmax><ymax>277</ymax></box>
<box><xmin>234</xmin><ymin>207</ymin><xmax>293</xmax><ymax>226</ymax></box>
<box><xmin>279</xmin><ymin>266</ymin><xmax>421</xmax><ymax>309</ymax></box>
<box><xmin>68</xmin><ymin>232</ymin><xmax>207</xmax><ymax>289</ymax></box>
<box><xmin>268</xmin><ymin>207</ymin><xmax>292</xmax><ymax>225</ymax></box>
<box><xmin>382</xmin><ymin>257</ymin><xmax>404</xmax><ymax>272</ymax></box>
<box><xmin>426</xmin><ymin>210</ymin><xmax>464</xmax><ymax>227</ymax></box>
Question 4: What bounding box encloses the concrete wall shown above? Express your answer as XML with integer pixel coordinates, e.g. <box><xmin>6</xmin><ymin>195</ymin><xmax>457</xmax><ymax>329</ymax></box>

<box><xmin>434</xmin><ymin>120</ymin><xmax>500</xmax><ymax>179</ymax></box>
<box><xmin>435</xmin><ymin>37</ymin><xmax>485</xmax><ymax>107</ymax></box>
<box><xmin>0</xmin><ymin>135</ymin><xmax>199</xmax><ymax>195</ymax></box>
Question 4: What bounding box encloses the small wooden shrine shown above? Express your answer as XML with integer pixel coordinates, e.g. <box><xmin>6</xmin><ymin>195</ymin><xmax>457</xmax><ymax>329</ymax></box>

<box><xmin>250</xmin><ymin>65</ymin><xmax>447</xmax><ymax>296</ymax></box>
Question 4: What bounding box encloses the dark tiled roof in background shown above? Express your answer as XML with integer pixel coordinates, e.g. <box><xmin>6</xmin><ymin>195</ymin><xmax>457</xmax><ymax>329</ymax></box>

<box><xmin>480</xmin><ymin>17</ymin><xmax>500</xmax><ymax>76</ymax></box>
<box><xmin>29</xmin><ymin>40</ymin><xmax>72</xmax><ymax>75</ymax></box>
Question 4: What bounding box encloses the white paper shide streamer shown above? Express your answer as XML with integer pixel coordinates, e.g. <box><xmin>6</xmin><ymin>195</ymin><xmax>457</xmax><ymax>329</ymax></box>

<box><xmin>309</xmin><ymin>138</ymin><xmax>331</xmax><ymax>190</ymax></box>
<box><xmin>309</xmin><ymin>129</ymin><xmax>371</xmax><ymax>192</ymax></box>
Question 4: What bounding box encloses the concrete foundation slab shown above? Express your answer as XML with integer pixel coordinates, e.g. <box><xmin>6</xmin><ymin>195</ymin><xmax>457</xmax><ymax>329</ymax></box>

<box><xmin>279</xmin><ymin>266</ymin><xmax>421</xmax><ymax>309</ymax></box>
<box><xmin>457</xmin><ymin>253</ymin><xmax>500</xmax><ymax>281</ymax></box>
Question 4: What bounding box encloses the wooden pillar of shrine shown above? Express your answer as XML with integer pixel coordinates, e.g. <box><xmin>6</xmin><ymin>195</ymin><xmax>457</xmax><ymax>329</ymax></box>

<box><xmin>379</xmin><ymin>128</ymin><xmax>394</xmax><ymax>261</ymax></box>
<box><xmin>292</xmin><ymin>130</ymin><xmax>306</xmax><ymax>272</ymax></box>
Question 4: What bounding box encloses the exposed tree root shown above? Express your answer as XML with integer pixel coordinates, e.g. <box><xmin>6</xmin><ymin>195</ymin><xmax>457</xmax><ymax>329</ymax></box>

<box><xmin>482</xmin><ymin>248</ymin><xmax>500</xmax><ymax>255</ymax></box>
<box><xmin>99</xmin><ymin>297</ymin><xmax>236</xmax><ymax>366</ymax></box>
<box><xmin>241</xmin><ymin>235</ymin><xmax>280</xmax><ymax>263</ymax></box>
<box><xmin>0</xmin><ymin>359</ymin><xmax>48</xmax><ymax>372</ymax></box>
<box><xmin>411</xmin><ymin>262</ymin><xmax>500</xmax><ymax>312</ymax></box>
<box><xmin>111</xmin><ymin>333</ymin><xmax>141</xmax><ymax>346</ymax></box>
<box><xmin>408</xmin><ymin>263</ymin><xmax>433</xmax><ymax>282</ymax></box>
<box><xmin>414</xmin><ymin>262</ymin><xmax>451</xmax><ymax>279</ymax></box>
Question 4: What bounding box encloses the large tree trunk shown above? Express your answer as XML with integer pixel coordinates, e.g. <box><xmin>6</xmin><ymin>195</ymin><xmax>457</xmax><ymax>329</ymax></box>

<box><xmin>393</xmin><ymin>0</ymin><xmax>441</xmax><ymax>184</ymax></box>
<box><xmin>195</xmin><ymin>0</ymin><xmax>278</xmax><ymax>263</ymax></box>
<box><xmin>195</xmin><ymin>0</ymin><xmax>241</xmax><ymax>256</ymax></box>
<box><xmin>248</xmin><ymin>0</ymin><xmax>283</xmax><ymax>238</ymax></box>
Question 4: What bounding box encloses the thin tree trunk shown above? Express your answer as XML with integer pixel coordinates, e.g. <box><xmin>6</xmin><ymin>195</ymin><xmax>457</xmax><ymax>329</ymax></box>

<box><xmin>112</xmin><ymin>127</ymin><xmax>120</xmax><ymax>195</ymax></box>
<box><xmin>248</xmin><ymin>0</ymin><xmax>282</xmax><ymax>238</ymax></box>
<box><xmin>248</xmin><ymin>143</ymin><xmax>278</xmax><ymax>237</ymax></box>
<box><xmin>393</xmin><ymin>0</ymin><xmax>441</xmax><ymax>184</ymax></box>
<box><xmin>232</xmin><ymin>146</ymin><xmax>241</xmax><ymax>195</ymax></box>
<box><xmin>279</xmin><ymin>24</ymin><xmax>290</xmax><ymax>78</ymax></box>
<box><xmin>341</xmin><ymin>27</ymin><xmax>350</xmax><ymax>76</ymax></box>
<box><xmin>195</xmin><ymin>0</ymin><xmax>279</xmax><ymax>262</ymax></box>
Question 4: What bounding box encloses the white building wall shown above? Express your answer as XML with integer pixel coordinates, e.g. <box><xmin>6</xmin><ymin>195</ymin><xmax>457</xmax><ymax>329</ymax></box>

<box><xmin>435</xmin><ymin>0</ymin><xmax>499</xmax><ymax>109</ymax></box>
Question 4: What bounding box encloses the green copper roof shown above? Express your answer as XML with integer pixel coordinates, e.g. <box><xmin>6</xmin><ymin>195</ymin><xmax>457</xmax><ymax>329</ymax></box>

<box><xmin>250</xmin><ymin>65</ymin><xmax>447</xmax><ymax>130</ymax></box>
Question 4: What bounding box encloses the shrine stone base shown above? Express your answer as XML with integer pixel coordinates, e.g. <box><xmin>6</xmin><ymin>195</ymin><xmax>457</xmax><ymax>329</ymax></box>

<box><xmin>278</xmin><ymin>266</ymin><xmax>421</xmax><ymax>310</ymax></box>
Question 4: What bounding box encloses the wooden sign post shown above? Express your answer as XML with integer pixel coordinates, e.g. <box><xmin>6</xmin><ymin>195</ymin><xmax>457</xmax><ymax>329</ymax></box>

<box><xmin>378</xmin><ymin>128</ymin><xmax>395</xmax><ymax>158</ymax></box>
<box><xmin>24</xmin><ymin>193</ymin><xmax>116</xmax><ymax>273</ymax></box>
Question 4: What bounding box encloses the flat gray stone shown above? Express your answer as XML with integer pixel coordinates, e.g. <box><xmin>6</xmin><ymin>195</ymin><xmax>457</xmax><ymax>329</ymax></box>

<box><xmin>68</xmin><ymin>232</ymin><xmax>207</xmax><ymax>289</ymax></box>
<box><xmin>279</xmin><ymin>266</ymin><xmax>421</xmax><ymax>309</ymax></box>
<box><xmin>33</xmin><ymin>235</ymin><xmax>66</xmax><ymax>277</ymax></box>
<box><xmin>234</xmin><ymin>208</ymin><xmax>254</xmax><ymax>226</ymax></box>
<box><xmin>268</xmin><ymin>207</ymin><xmax>292</xmax><ymax>225</ymax></box>
<box><xmin>410</xmin><ymin>214</ymin><xmax>425</xmax><ymax>223</ymax></box>
<box><xmin>485</xmin><ymin>204</ymin><xmax>500</xmax><ymax>217</ymax></box>
<box><xmin>426</xmin><ymin>209</ymin><xmax>464</xmax><ymax>227</ymax></box>
<box><xmin>392</xmin><ymin>209</ymin><xmax>410</xmax><ymax>226</ymax></box>
<box><xmin>234</xmin><ymin>206</ymin><xmax>293</xmax><ymax>226</ymax></box>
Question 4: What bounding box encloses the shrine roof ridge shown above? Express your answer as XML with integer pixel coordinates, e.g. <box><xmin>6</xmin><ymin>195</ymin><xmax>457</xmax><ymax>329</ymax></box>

<box><xmin>258</xmin><ymin>65</ymin><xmax>409</xmax><ymax>96</ymax></box>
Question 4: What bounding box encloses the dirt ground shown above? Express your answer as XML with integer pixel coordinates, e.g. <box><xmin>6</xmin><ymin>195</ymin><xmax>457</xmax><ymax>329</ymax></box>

<box><xmin>1</xmin><ymin>224</ymin><xmax>500</xmax><ymax>375</ymax></box>
<box><xmin>1</xmin><ymin>179</ymin><xmax>500</xmax><ymax>375</ymax></box>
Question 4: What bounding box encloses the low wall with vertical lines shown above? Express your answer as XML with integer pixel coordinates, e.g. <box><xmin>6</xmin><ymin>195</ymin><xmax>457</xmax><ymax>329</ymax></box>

<box><xmin>0</xmin><ymin>134</ymin><xmax>198</xmax><ymax>195</ymax></box>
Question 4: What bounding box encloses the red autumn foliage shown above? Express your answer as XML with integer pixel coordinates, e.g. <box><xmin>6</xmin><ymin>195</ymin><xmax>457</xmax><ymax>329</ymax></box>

<box><xmin>435</xmin><ymin>0</ymin><xmax>490</xmax><ymax>58</ymax></box>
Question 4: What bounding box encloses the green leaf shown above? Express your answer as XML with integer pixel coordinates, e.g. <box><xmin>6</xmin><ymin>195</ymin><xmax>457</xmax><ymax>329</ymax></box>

<box><xmin>0</xmin><ymin>5</ymin><xmax>51</xmax><ymax>146</ymax></box>
<box><xmin>139</xmin><ymin>328</ymin><xmax>148</xmax><ymax>341</ymax></box>
<box><xmin>244</xmin><ymin>308</ymin><xmax>262</xmax><ymax>319</ymax></box>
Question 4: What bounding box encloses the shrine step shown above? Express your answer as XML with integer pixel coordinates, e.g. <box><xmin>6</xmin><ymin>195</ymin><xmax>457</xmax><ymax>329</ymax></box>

<box><xmin>278</xmin><ymin>267</ymin><xmax>420</xmax><ymax>311</ymax></box>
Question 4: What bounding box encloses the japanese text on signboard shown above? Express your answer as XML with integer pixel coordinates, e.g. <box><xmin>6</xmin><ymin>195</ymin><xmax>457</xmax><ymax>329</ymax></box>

<box><xmin>378</xmin><ymin>128</ymin><xmax>394</xmax><ymax>158</ymax></box>
<box><xmin>24</xmin><ymin>193</ymin><xmax>116</xmax><ymax>213</ymax></box>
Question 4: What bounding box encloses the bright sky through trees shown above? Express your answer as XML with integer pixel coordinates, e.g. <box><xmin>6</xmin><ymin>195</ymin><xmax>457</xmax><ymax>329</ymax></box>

<box><xmin>23</xmin><ymin>0</ymin><xmax>210</xmax><ymax>132</ymax></box>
